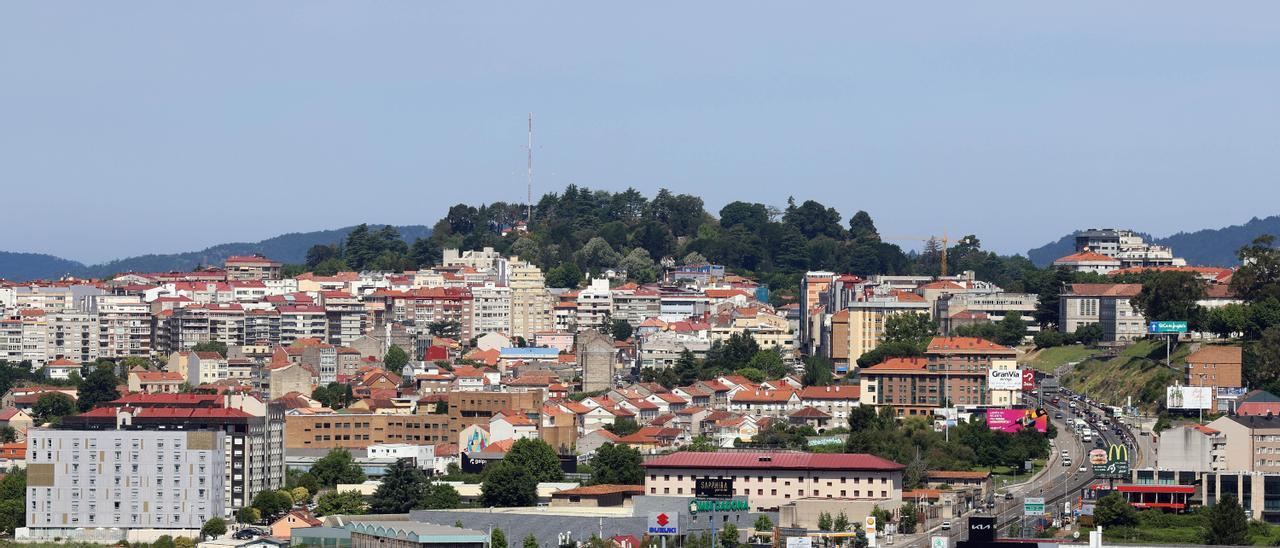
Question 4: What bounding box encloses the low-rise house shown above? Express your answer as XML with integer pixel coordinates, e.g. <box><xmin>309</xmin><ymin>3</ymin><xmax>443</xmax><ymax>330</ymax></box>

<box><xmin>729</xmin><ymin>388</ymin><xmax>801</xmax><ymax>417</ymax></box>
<box><xmin>128</xmin><ymin>370</ymin><xmax>185</xmax><ymax>393</ymax></box>
<box><xmin>270</xmin><ymin>509</ymin><xmax>322</xmax><ymax>539</ymax></box>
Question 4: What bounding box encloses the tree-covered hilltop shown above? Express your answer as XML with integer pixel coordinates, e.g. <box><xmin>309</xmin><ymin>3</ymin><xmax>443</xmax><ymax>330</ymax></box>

<box><xmin>299</xmin><ymin>185</ymin><xmax>1068</xmax><ymax>306</ymax></box>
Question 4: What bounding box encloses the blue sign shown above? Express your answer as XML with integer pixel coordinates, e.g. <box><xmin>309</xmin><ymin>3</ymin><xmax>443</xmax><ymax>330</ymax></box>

<box><xmin>1148</xmin><ymin>321</ymin><xmax>1188</xmax><ymax>334</ymax></box>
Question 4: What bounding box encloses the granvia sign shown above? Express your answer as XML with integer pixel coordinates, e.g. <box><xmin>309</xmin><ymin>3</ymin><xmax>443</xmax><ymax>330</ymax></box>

<box><xmin>987</xmin><ymin>369</ymin><xmax>1023</xmax><ymax>391</ymax></box>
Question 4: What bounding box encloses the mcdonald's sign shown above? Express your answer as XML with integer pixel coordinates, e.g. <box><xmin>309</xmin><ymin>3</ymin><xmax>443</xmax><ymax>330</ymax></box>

<box><xmin>1092</xmin><ymin>443</ymin><xmax>1130</xmax><ymax>477</ymax></box>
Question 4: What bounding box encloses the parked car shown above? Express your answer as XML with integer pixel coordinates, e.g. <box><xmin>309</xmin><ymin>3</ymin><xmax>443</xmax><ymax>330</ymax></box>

<box><xmin>941</xmin><ymin>521</ymin><xmax>952</xmax><ymax>530</ymax></box>
<box><xmin>233</xmin><ymin>528</ymin><xmax>266</xmax><ymax>540</ymax></box>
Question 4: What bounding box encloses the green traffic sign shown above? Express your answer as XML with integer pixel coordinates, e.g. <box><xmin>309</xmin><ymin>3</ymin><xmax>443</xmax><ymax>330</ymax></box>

<box><xmin>1148</xmin><ymin>321</ymin><xmax>1188</xmax><ymax>334</ymax></box>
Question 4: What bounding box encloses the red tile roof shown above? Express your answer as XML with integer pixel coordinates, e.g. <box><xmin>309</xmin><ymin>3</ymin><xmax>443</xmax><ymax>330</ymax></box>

<box><xmin>1054</xmin><ymin>251</ymin><xmax>1121</xmax><ymax>264</ymax></box>
<box><xmin>1065</xmin><ymin>283</ymin><xmax>1143</xmax><ymax>298</ymax></box>
<box><xmin>798</xmin><ymin>385</ymin><xmax>861</xmax><ymax>400</ymax></box>
<box><xmin>863</xmin><ymin>357</ymin><xmax>928</xmax><ymax>371</ymax></box>
<box><xmin>927</xmin><ymin>337</ymin><xmax>1015</xmax><ymax>354</ymax></box>
<box><xmin>644</xmin><ymin>451</ymin><xmax>903</xmax><ymax>471</ymax></box>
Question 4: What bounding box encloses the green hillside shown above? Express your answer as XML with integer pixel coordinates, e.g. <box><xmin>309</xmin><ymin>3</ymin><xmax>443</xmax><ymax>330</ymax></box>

<box><xmin>1060</xmin><ymin>340</ymin><xmax>1190</xmax><ymax>412</ymax></box>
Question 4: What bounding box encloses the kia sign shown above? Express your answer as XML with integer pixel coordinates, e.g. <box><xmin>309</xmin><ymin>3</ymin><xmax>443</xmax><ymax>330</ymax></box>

<box><xmin>648</xmin><ymin>512</ymin><xmax>679</xmax><ymax>535</ymax></box>
<box><xmin>1022</xmin><ymin>369</ymin><xmax>1036</xmax><ymax>391</ymax></box>
<box><xmin>987</xmin><ymin>369</ymin><xmax>1022</xmax><ymax>391</ymax></box>
<box><xmin>967</xmin><ymin>516</ymin><xmax>996</xmax><ymax>542</ymax></box>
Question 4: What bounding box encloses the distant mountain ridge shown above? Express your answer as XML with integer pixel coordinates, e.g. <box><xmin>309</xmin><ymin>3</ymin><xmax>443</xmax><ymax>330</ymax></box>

<box><xmin>0</xmin><ymin>224</ymin><xmax>431</xmax><ymax>281</ymax></box>
<box><xmin>1027</xmin><ymin>215</ymin><xmax>1280</xmax><ymax>267</ymax></box>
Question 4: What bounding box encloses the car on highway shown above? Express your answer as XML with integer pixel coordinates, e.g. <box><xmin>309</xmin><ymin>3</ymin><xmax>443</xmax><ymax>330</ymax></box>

<box><xmin>941</xmin><ymin>521</ymin><xmax>952</xmax><ymax>530</ymax></box>
<box><xmin>1004</xmin><ymin>492</ymin><xmax>1014</xmax><ymax>500</ymax></box>
<box><xmin>1054</xmin><ymin>412</ymin><xmax>1063</xmax><ymax>419</ymax></box>
<box><xmin>1061</xmin><ymin>450</ymin><xmax>1069</xmax><ymax>458</ymax></box>
<box><xmin>1078</xmin><ymin>465</ymin><xmax>1088</xmax><ymax>473</ymax></box>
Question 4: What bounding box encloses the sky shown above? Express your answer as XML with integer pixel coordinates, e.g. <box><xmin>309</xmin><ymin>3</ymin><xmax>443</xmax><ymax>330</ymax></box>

<box><xmin>2</xmin><ymin>3</ymin><xmax>1279</xmax><ymax>264</ymax></box>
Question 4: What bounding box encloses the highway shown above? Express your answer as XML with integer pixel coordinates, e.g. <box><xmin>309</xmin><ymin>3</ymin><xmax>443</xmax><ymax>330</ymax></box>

<box><xmin>901</xmin><ymin>391</ymin><xmax>1144</xmax><ymax>547</ymax></box>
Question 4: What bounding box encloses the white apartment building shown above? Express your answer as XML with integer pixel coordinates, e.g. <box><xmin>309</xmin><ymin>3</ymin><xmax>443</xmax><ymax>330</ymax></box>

<box><xmin>469</xmin><ymin>282</ymin><xmax>512</xmax><ymax>338</ymax></box>
<box><xmin>23</xmin><ymin>428</ymin><xmax>227</xmax><ymax>542</ymax></box>
<box><xmin>278</xmin><ymin>305</ymin><xmax>328</xmax><ymax>346</ymax></box>
<box><xmin>611</xmin><ymin>287</ymin><xmax>661</xmax><ymax>327</ymax></box>
<box><xmin>47</xmin><ymin>310</ymin><xmax>98</xmax><ymax>364</ymax></box>
<box><xmin>442</xmin><ymin>247</ymin><xmax>504</xmax><ymax>271</ymax></box>
<box><xmin>91</xmin><ymin>295</ymin><xmax>153</xmax><ymax>359</ymax></box>
<box><xmin>1073</xmin><ymin>228</ymin><xmax>1187</xmax><ymax>269</ymax></box>
<box><xmin>576</xmin><ymin>278</ymin><xmax>613</xmax><ymax>331</ymax></box>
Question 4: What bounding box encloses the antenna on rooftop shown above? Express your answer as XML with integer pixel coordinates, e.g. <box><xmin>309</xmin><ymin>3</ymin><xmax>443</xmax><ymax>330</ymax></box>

<box><xmin>526</xmin><ymin>113</ymin><xmax>534</xmax><ymax>225</ymax></box>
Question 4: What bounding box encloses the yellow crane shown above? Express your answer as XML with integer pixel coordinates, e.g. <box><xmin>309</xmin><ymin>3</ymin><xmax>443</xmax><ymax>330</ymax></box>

<box><xmin>880</xmin><ymin>233</ymin><xmax>957</xmax><ymax>277</ymax></box>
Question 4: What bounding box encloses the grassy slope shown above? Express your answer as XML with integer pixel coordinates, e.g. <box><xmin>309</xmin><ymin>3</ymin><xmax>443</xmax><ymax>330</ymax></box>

<box><xmin>1019</xmin><ymin>345</ymin><xmax>1104</xmax><ymax>373</ymax></box>
<box><xmin>1061</xmin><ymin>340</ymin><xmax>1189</xmax><ymax>412</ymax></box>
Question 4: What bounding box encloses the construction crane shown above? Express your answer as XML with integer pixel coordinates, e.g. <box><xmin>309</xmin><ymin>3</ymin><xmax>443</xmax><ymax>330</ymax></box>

<box><xmin>881</xmin><ymin>233</ymin><xmax>957</xmax><ymax>277</ymax></box>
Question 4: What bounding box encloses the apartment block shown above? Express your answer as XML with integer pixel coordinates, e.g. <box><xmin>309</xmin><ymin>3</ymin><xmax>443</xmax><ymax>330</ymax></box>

<box><xmin>92</xmin><ymin>296</ymin><xmax>153</xmax><ymax>359</ymax></box>
<box><xmin>506</xmin><ymin>258</ymin><xmax>554</xmax><ymax>340</ymax></box>
<box><xmin>24</xmin><ymin>428</ymin><xmax>226</xmax><ymax>541</ymax></box>
<box><xmin>224</xmin><ymin>255</ymin><xmax>283</xmax><ymax>281</ymax></box>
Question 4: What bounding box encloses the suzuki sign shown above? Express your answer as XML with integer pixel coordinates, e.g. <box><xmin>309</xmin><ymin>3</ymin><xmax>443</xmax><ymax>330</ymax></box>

<box><xmin>988</xmin><ymin>369</ymin><xmax>1023</xmax><ymax>391</ymax></box>
<box><xmin>648</xmin><ymin>512</ymin><xmax>679</xmax><ymax>535</ymax></box>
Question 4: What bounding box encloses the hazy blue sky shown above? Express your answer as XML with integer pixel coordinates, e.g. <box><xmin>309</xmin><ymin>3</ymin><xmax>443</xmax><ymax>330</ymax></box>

<box><xmin>3</xmin><ymin>3</ymin><xmax>1278</xmax><ymax>263</ymax></box>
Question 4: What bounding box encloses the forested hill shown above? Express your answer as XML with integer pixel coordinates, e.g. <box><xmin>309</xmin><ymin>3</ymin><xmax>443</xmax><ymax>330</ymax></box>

<box><xmin>0</xmin><ymin>224</ymin><xmax>431</xmax><ymax>281</ymax></box>
<box><xmin>1027</xmin><ymin>215</ymin><xmax>1280</xmax><ymax>267</ymax></box>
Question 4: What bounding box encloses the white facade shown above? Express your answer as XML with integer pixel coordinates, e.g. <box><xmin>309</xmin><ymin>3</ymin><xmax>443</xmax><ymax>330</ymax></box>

<box><xmin>24</xmin><ymin>428</ymin><xmax>226</xmax><ymax>541</ymax></box>
<box><xmin>469</xmin><ymin>283</ymin><xmax>512</xmax><ymax>338</ymax></box>
<box><xmin>367</xmin><ymin>443</ymin><xmax>435</xmax><ymax>470</ymax></box>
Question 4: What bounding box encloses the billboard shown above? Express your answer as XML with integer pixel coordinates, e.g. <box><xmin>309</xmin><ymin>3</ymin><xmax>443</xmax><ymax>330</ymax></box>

<box><xmin>1092</xmin><ymin>444</ymin><xmax>1130</xmax><ymax>477</ymax></box>
<box><xmin>987</xmin><ymin>408</ymin><xmax>1048</xmax><ymax>433</ymax></box>
<box><xmin>1022</xmin><ymin>369</ymin><xmax>1037</xmax><ymax>391</ymax></box>
<box><xmin>988</xmin><ymin>369</ymin><xmax>1023</xmax><ymax>390</ymax></box>
<box><xmin>1166</xmin><ymin>386</ymin><xmax>1213</xmax><ymax>410</ymax></box>
<box><xmin>1149</xmin><ymin>321</ymin><xmax>1188</xmax><ymax>334</ymax></box>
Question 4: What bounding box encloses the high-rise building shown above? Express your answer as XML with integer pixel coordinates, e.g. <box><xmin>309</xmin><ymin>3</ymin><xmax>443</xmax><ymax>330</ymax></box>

<box><xmin>506</xmin><ymin>258</ymin><xmax>553</xmax><ymax>340</ymax></box>
<box><xmin>92</xmin><ymin>295</ymin><xmax>152</xmax><ymax>359</ymax></box>
<box><xmin>60</xmin><ymin>393</ymin><xmax>284</xmax><ymax>512</ymax></box>
<box><xmin>24</xmin><ymin>427</ymin><xmax>227</xmax><ymax>541</ymax></box>
<box><xmin>469</xmin><ymin>282</ymin><xmax>511</xmax><ymax>338</ymax></box>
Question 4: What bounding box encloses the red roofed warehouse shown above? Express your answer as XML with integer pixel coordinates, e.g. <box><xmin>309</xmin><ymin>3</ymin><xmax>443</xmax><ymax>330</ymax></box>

<box><xmin>642</xmin><ymin>451</ymin><xmax>904</xmax><ymax>512</ymax></box>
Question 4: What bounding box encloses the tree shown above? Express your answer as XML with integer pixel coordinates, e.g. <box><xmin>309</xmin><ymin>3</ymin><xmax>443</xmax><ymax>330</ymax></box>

<box><xmin>154</xmin><ymin>536</ymin><xmax>176</xmax><ymax>548</ymax></box>
<box><xmin>733</xmin><ymin>367</ymin><xmax>765</xmax><ymax>383</ymax></box>
<box><xmin>480</xmin><ymin>461</ymin><xmax>538</xmax><ymax>507</ymax></box>
<box><xmin>603</xmin><ymin>417</ymin><xmax>640</xmax><ymax>437</ymax></box>
<box><xmin>899</xmin><ymin>502</ymin><xmax>918</xmax><ymax>534</ymax></box>
<box><xmin>1247</xmin><ymin>326</ymin><xmax>1280</xmax><ymax>390</ymax></box>
<box><xmin>200</xmin><ymin>517</ymin><xmax>227</xmax><ymax>540</ymax></box>
<box><xmin>883</xmin><ymin>313</ymin><xmax>937</xmax><ymax>346</ymax></box>
<box><xmin>684</xmin><ymin>436</ymin><xmax>719</xmax><ymax>452</ymax></box>
<box><xmin>747</xmin><ymin>349</ymin><xmax>791</xmax><ymax>380</ymax></box>
<box><xmin>421</xmin><ymin>482</ymin><xmax>462</xmax><ymax>509</ymax></box>
<box><xmin>310</xmin><ymin>448</ymin><xmax>367</xmax><ymax>487</ymax></box>
<box><xmin>1033</xmin><ymin>329</ymin><xmax>1064</xmax><ymax>349</ymax></box>
<box><xmin>718</xmin><ymin>523</ymin><xmax>739</xmax><ymax>548</ymax></box>
<box><xmin>492</xmin><ymin>528</ymin><xmax>509</xmax><ymax>548</ymax></box>
<box><xmin>250</xmin><ymin>489</ymin><xmax>292</xmax><ymax>521</ymax></box>
<box><xmin>370</xmin><ymin>459</ymin><xmax>428</xmax><ymax>514</ymax></box>
<box><xmin>848</xmin><ymin>210</ymin><xmax>879</xmax><ymax>240</ymax></box>
<box><xmin>502</xmin><ymin>438</ymin><xmax>564</xmax><ymax>482</ymax></box>
<box><xmin>802</xmin><ymin>356</ymin><xmax>833</xmax><ymax>386</ymax></box>
<box><xmin>0</xmin><ymin>469</ymin><xmax>25</xmax><ymax>535</ymax></box>
<box><xmin>589</xmin><ymin>443</ymin><xmax>644</xmax><ymax>485</ymax></box>
<box><xmin>1206</xmin><ymin>494</ymin><xmax>1249</xmax><ymax>545</ymax></box>
<box><xmin>78</xmin><ymin>363</ymin><xmax>121</xmax><ymax>412</ymax></box>
<box><xmin>817</xmin><ymin>511</ymin><xmax>833</xmax><ymax>532</ymax></box>
<box><xmin>1093</xmin><ymin>492</ymin><xmax>1137</xmax><ymax>528</ymax></box>
<box><xmin>428</xmin><ymin>320</ymin><xmax>463</xmax><ymax>340</ymax></box>
<box><xmin>175</xmin><ymin>537</ymin><xmax>195</xmax><ymax>548</ymax></box>
<box><xmin>290</xmin><ymin>486</ymin><xmax>311</xmax><ymax>504</ymax></box>
<box><xmin>32</xmin><ymin>392</ymin><xmax>76</xmax><ymax>424</ymax></box>
<box><xmin>315</xmin><ymin>490</ymin><xmax>367</xmax><ymax>516</ymax></box>
<box><xmin>192</xmin><ymin>341</ymin><xmax>228</xmax><ymax>357</ymax></box>
<box><xmin>833</xmin><ymin>512</ymin><xmax>850</xmax><ymax>532</ymax></box>
<box><xmin>852</xmin><ymin>525</ymin><xmax>869</xmax><ymax>548</ymax></box>
<box><xmin>1131</xmin><ymin>271</ymin><xmax>1205</xmax><ymax>326</ymax></box>
<box><xmin>0</xmin><ymin>426</ymin><xmax>15</xmax><ymax>443</ymax></box>
<box><xmin>286</xmin><ymin>469</ymin><xmax>321</xmax><ymax>496</ymax></box>
<box><xmin>523</xmin><ymin>534</ymin><xmax>540</xmax><ymax>548</ymax></box>
<box><xmin>545</xmin><ymin>262</ymin><xmax>583</xmax><ymax>289</ymax></box>
<box><xmin>235</xmin><ymin>506</ymin><xmax>261</xmax><ymax>525</ymax></box>
<box><xmin>609</xmin><ymin>319</ymin><xmax>633</xmax><ymax>341</ymax></box>
<box><xmin>384</xmin><ymin>345</ymin><xmax>410</xmax><ymax>370</ymax></box>
<box><xmin>312</xmin><ymin>382</ymin><xmax>355</xmax><ymax>409</ymax></box>
<box><xmin>1232</xmin><ymin>235</ymin><xmax>1280</xmax><ymax>303</ymax></box>
<box><xmin>575</xmin><ymin>237</ymin><xmax>622</xmax><ymax>272</ymax></box>
<box><xmin>681</xmin><ymin>251</ymin><xmax>708</xmax><ymax>266</ymax></box>
<box><xmin>995</xmin><ymin>312</ymin><xmax>1027</xmax><ymax>346</ymax></box>
<box><xmin>753</xmin><ymin>515</ymin><xmax>774</xmax><ymax>541</ymax></box>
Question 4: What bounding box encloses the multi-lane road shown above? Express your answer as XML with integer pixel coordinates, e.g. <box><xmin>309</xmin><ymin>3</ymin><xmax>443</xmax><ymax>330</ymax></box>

<box><xmin>901</xmin><ymin>391</ymin><xmax>1144</xmax><ymax>547</ymax></box>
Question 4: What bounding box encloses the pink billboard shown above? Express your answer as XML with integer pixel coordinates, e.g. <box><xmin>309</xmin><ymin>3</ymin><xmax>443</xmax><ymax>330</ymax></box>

<box><xmin>986</xmin><ymin>408</ymin><xmax>1048</xmax><ymax>433</ymax></box>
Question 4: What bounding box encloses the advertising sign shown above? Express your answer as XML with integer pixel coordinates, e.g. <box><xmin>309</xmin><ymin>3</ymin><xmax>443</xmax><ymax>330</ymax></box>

<box><xmin>1088</xmin><ymin>448</ymin><xmax>1107</xmax><ymax>466</ymax></box>
<box><xmin>931</xmin><ymin>537</ymin><xmax>949</xmax><ymax>548</ymax></box>
<box><xmin>1024</xmin><ymin>497</ymin><xmax>1046</xmax><ymax>516</ymax></box>
<box><xmin>865</xmin><ymin>516</ymin><xmax>876</xmax><ymax>533</ymax></box>
<box><xmin>967</xmin><ymin>517</ymin><xmax>996</xmax><ymax>542</ymax></box>
<box><xmin>695</xmin><ymin>478</ymin><xmax>734</xmax><ymax>499</ymax></box>
<box><xmin>787</xmin><ymin>538</ymin><xmax>813</xmax><ymax>548</ymax></box>
<box><xmin>1166</xmin><ymin>386</ymin><xmax>1213</xmax><ymax>410</ymax></box>
<box><xmin>647</xmin><ymin>512</ymin><xmax>679</xmax><ymax>535</ymax></box>
<box><xmin>986</xmin><ymin>408</ymin><xmax>1049</xmax><ymax>433</ymax></box>
<box><xmin>1148</xmin><ymin>321</ymin><xmax>1188</xmax><ymax>334</ymax></box>
<box><xmin>988</xmin><ymin>369</ymin><xmax>1023</xmax><ymax>391</ymax></box>
<box><xmin>1092</xmin><ymin>444</ymin><xmax>1130</xmax><ymax>477</ymax></box>
<box><xmin>1022</xmin><ymin>369</ymin><xmax>1037</xmax><ymax>391</ymax></box>
<box><xmin>687</xmin><ymin>499</ymin><xmax>749</xmax><ymax>516</ymax></box>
